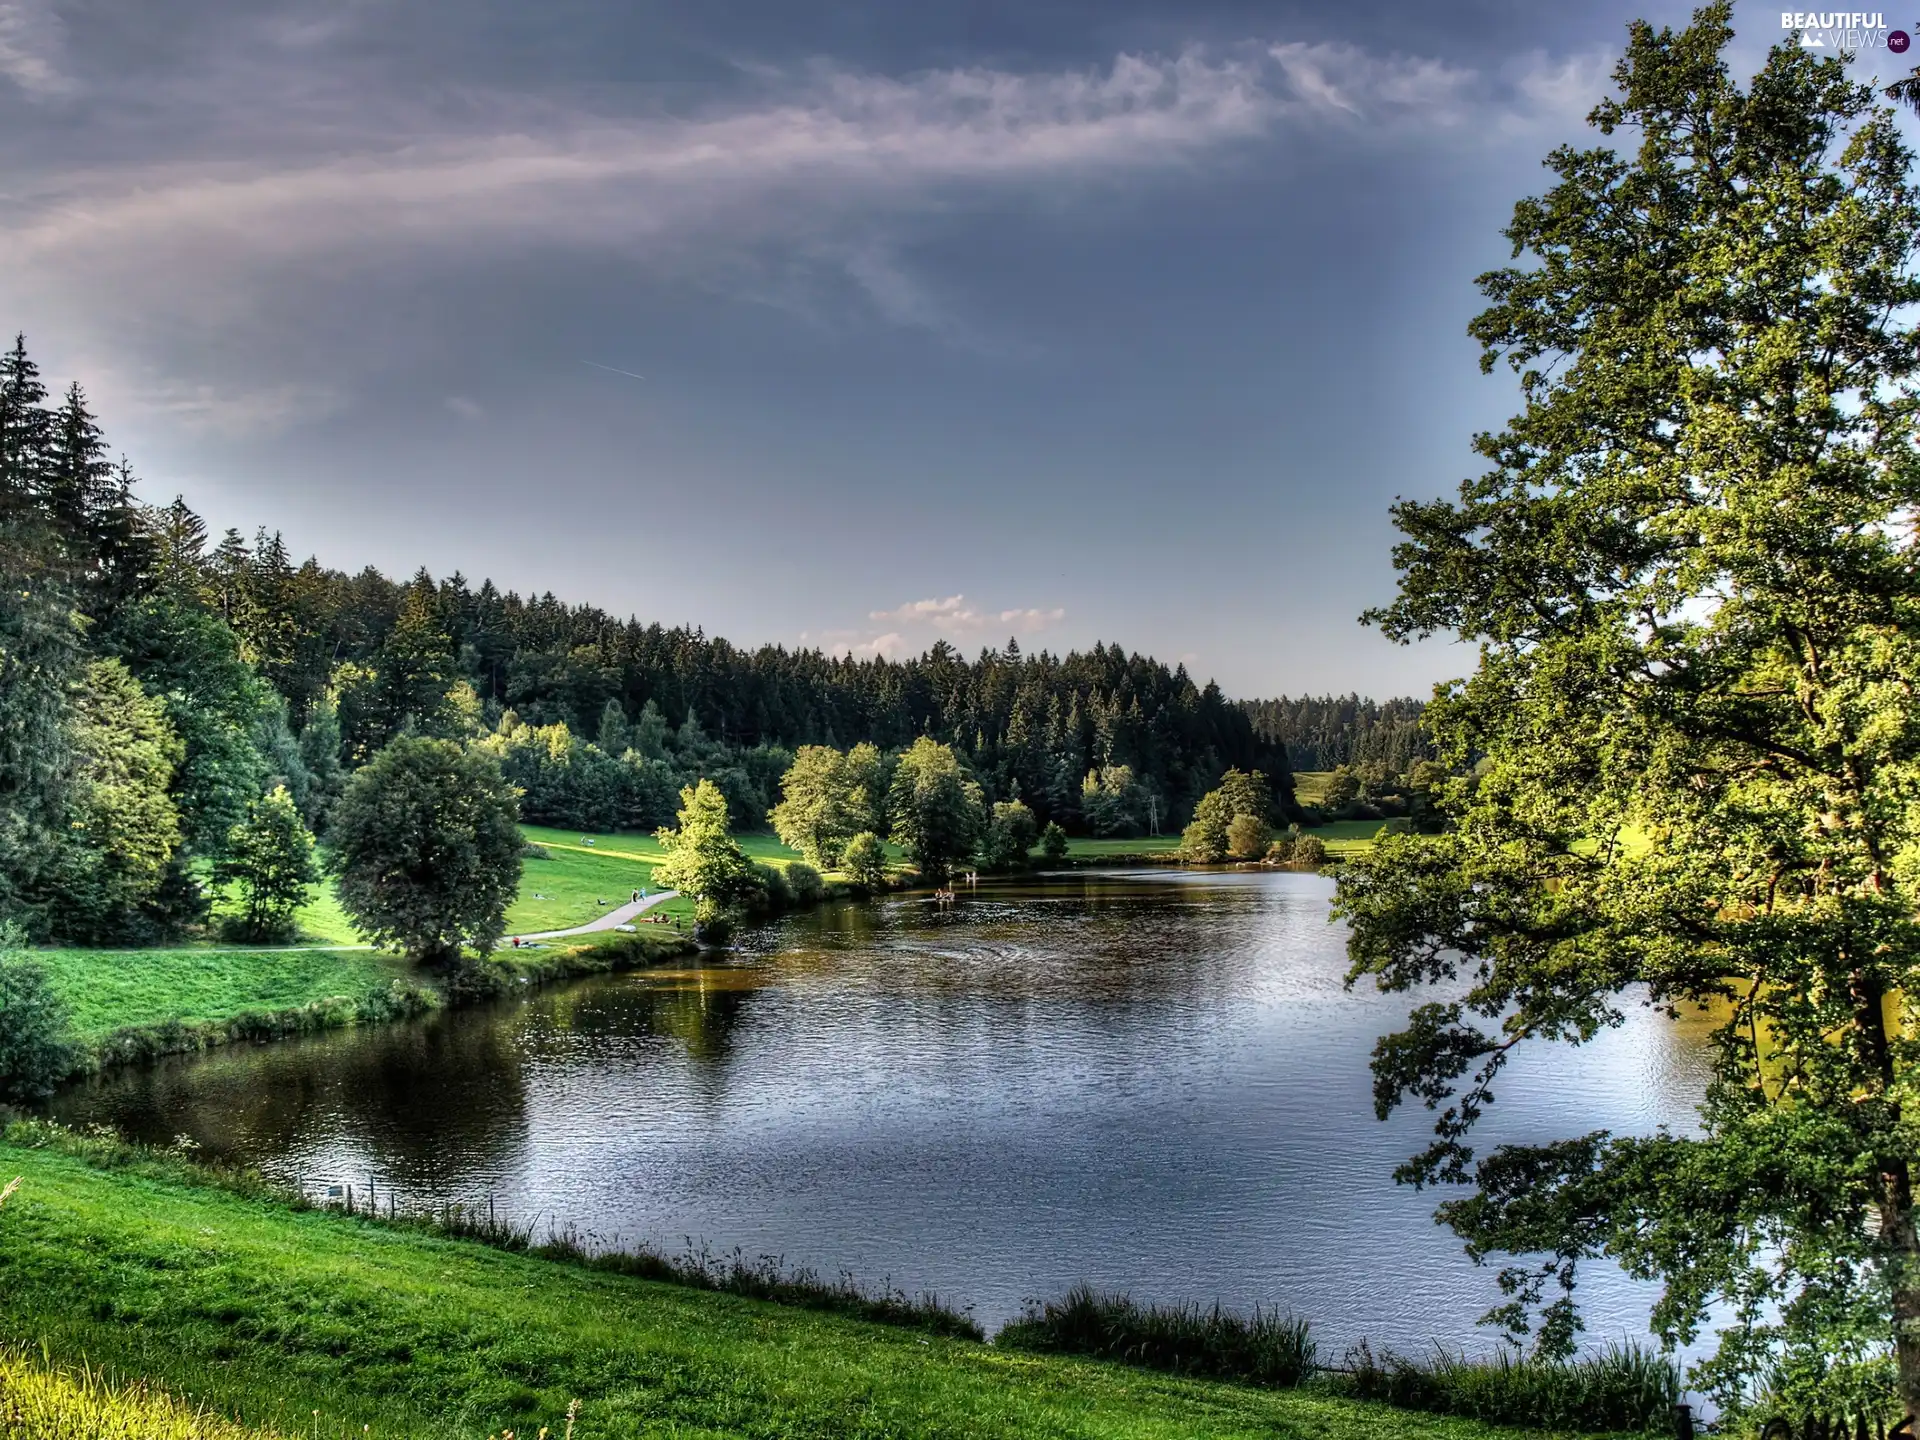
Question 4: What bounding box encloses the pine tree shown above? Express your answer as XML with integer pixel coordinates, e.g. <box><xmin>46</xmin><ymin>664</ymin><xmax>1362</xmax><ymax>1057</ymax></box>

<box><xmin>0</xmin><ymin>333</ymin><xmax>50</xmax><ymax>514</ymax></box>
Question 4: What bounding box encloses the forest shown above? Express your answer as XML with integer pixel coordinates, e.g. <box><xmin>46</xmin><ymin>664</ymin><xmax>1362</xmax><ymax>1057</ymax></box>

<box><xmin>1238</xmin><ymin>695</ymin><xmax>1431</xmax><ymax>774</ymax></box>
<box><xmin>0</xmin><ymin>332</ymin><xmax>1298</xmax><ymax>946</ymax></box>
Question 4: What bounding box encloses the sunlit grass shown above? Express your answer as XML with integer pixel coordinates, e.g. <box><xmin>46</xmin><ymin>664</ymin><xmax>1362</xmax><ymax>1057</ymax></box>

<box><xmin>0</xmin><ymin>1140</ymin><xmax>1534</xmax><ymax>1440</ymax></box>
<box><xmin>28</xmin><ymin>947</ymin><xmax>411</xmax><ymax>1042</ymax></box>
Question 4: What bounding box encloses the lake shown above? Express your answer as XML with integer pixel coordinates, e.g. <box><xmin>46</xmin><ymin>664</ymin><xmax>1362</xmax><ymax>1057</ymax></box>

<box><xmin>52</xmin><ymin>868</ymin><xmax>1714</xmax><ymax>1353</ymax></box>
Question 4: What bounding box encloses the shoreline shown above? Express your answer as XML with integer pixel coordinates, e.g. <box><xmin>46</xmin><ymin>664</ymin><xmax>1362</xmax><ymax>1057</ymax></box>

<box><xmin>61</xmin><ymin>927</ymin><xmax>700</xmax><ymax>1080</ymax></box>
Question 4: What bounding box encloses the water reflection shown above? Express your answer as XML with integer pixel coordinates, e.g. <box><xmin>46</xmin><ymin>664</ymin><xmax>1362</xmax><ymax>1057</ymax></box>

<box><xmin>54</xmin><ymin>869</ymin><xmax>1714</xmax><ymax>1349</ymax></box>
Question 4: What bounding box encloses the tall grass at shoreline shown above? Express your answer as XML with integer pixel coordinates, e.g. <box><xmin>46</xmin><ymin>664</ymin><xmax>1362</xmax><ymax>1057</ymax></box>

<box><xmin>412</xmin><ymin>1194</ymin><xmax>984</xmax><ymax>1339</ymax></box>
<box><xmin>996</xmin><ymin>1284</ymin><xmax>1317</xmax><ymax>1388</ymax></box>
<box><xmin>994</xmin><ymin>1284</ymin><xmax>1682</xmax><ymax>1433</ymax></box>
<box><xmin>1335</xmin><ymin>1338</ymin><xmax>1682</xmax><ymax>1433</ymax></box>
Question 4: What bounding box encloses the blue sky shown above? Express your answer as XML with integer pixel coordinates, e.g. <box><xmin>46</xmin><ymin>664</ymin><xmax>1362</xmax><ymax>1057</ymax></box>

<box><xmin>1</xmin><ymin>0</ymin><xmax>1905</xmax><ymax>697</ymax></box>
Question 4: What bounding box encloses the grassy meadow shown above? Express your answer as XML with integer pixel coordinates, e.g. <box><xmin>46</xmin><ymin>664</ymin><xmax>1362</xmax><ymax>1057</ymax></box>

<box><xmin>0</xmin><ymin>1138</ymin><xmax>1533</xmax><ymax>1440</ymax></box>
<box><xmin>27</xmin><ymin>947</ymin><xmax>411</xmax><ymax>1043</ymax></box>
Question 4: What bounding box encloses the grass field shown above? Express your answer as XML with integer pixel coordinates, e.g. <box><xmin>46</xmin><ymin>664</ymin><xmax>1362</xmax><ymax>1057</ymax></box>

<box><xmin>0</xmin><ymin>1138</ymin><xmax>1528</xmax><ymax>1440</ymax></box>
<box><xmin>29</xmin><ymin>946</ymin><xmax>412</xmax><ymax>1042</ymax></box>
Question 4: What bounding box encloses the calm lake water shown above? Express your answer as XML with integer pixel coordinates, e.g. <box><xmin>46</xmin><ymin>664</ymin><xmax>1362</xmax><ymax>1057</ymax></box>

<box><xmin>54</xmin><ymin>869</ymin><xmax>1714</xmax><ymax>1351</ymax></box>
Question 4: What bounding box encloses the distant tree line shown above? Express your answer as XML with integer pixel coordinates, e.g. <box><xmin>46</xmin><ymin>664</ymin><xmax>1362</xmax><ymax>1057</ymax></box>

<box><xmin>0</xmin><ymin>329</ymin><xmax>1295</xmax><ymax>952</ymax></box>
<box><xmin>1239</xmin><ymin>695</ymin><xmax>1431</xmax><ymax>774</ymax></box>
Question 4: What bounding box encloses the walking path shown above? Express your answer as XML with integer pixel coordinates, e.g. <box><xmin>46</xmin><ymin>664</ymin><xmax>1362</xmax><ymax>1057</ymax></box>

<box><xmin>510</xmin><ymin>890</ymin><xmax>680</xmax><ymax>943</ymax></box>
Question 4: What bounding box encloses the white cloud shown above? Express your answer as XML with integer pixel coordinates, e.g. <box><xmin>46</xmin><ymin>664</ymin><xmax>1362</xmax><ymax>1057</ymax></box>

<box><xmin>828</xmin><ymin>594</ymin><xmax>1064</xmax><ymax>655</ymax></box>
<box><xmin>0</xmin><ymin>0</ymin><xmax>73</xmax><ymax>97</ymax></box>
<box><xmin>445</xmin><ymin>395</ymin><xmax>484</xmax><ymax>420</ymax></box>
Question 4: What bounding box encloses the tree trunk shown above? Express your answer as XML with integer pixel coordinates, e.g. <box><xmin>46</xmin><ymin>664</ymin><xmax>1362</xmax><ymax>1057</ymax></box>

<box><xmin>1883</xmin><ymin>1173</ymin><xmax>1920</xmax><ymax>1425</ymax></box>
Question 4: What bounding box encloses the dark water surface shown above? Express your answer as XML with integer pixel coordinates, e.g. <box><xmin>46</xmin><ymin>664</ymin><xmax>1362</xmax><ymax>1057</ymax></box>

<box><xmin>54</xmin><ymin>869</ymin><xmax>1713</xmax><ymax>1349</ymax></box>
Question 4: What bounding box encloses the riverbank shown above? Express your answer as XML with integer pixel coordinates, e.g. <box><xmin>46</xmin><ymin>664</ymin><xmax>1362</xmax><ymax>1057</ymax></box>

<box><xmin>0</xmin><ymin>1133</ymin><xmax>1535</xmax><ymax>1440</ymax></box>
<box><xmin>37</xmin><ymin>928</ymin><xmax>697</xmax><ymax>1075</ymax></box>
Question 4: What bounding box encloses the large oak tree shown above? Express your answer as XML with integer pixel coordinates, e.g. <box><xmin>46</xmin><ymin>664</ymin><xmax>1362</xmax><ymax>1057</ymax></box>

<box><xmin>1338</xmin><ymin>7</ymin><xmax>1920</xmax><ymax>1419</ymax></box>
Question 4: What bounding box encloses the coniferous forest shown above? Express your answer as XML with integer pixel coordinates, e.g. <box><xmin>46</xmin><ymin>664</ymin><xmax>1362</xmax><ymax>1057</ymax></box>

<box><xmin>0</xmin><ymin>332</ymin><xmax>1293</xmax><ymax>945</ymax></box>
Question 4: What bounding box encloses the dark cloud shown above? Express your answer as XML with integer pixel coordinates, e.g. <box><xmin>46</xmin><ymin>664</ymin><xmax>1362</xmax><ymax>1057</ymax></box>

<box><xmin>0</xmin><ymin>0</ymin><xmax>1730</xmax><ymax>697</ymax></box>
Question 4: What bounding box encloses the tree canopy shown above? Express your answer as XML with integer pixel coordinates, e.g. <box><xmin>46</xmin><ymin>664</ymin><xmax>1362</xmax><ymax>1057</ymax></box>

<box><xmin>1338</xmin><ymin>7</ymin><xmax>1920</xmax><ymax>1418</ymax></box>
<box><xmin>329</xmin><ymin>738</ymin><xmax>522</xmax><ymax>966</ymax></box>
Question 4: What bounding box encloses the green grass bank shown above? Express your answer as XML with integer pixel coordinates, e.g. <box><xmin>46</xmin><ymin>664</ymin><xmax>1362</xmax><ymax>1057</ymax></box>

<box><xmin>0</xmin><ymin>1136</ymin><xmax>1542</xmax><ymax>1440</ymax></box>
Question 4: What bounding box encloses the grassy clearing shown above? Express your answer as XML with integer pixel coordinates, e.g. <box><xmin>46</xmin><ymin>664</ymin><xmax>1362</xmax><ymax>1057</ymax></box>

<box><xmin>1059</xmin><ymin>835</ymin><xmax>1182</xmax><ymax>859</ymax></box>
<box><xmin>1314</xmin><ymin>819</ymin><xmax>1388</xmax><ymax>857</ymax></box>
<box><xmin>29</xmin><ymin>947</ymin><xmax>411</xmax><ymax>1042</ymax></box>
<box><xmin>0</xmin><ymin>1139</ymin><xmax>1533</xmax><ymax>1440</ymax></box>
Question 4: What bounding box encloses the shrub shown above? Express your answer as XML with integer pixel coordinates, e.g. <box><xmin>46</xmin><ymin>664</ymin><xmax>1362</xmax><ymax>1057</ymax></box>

<box><xmin>751</xmin><ymin>861</ymin><xmax>792</xmax><ymax>911</ymax></box>
<box><xmin>1266</xmin><ymin>836</ymin><xmax>1295</xmax><ymax>863</ymax></box>
<box><xmin>1039</xmin><ymin>822</ymin><xmax>1069</xmax><ymax>864</ymax></box>
<box><xmin>0</xmin><ymin>931</ymin><xmax>78</xmax><ymax>1103</ymax></box>
<box><xmin>784</xmin><ymin>861</ymin><xmax>825</xmax><ymax>904</ymax></box>
<box><xmin>1290</xmin><ymin>833</ymin><xmax>1328</xmax><ymax>868</ymax></box>
<box><xmin>843</xmin><ymin>831</ymin><xmax>888</xmax><ymax>892</ymax></box>
<box><xmin>996</xmin><ymin>1285</ymin><xmax>1316</xmax><ymax>1389</ymax></box>
<box><xmin>1226</xmin><ymin>813</ymin><xmax>1272</xmax><ymax>861</ymax></box>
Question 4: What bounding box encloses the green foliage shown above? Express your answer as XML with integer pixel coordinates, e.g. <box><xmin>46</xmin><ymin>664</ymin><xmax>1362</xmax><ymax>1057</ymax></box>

<box><xmin>1180</xmin><ymin>768</ymin><xmax>1272</xmax><ymax>864</ymax></box>
<box><xmin>783</xmin><ymin>861</ymin><xmax>825</xmax><ymax>904</ymax></box>
<box><xmin>98</xmin><ymin>595</ymin><xmax>275</xmax><ymax>856</ymax></box>
<box><xmin>887</xmin><ymin>737</ymin><xmax>986</xmax><ymax>883</ymax></box>
<box><xmin>1080</xmin><ymin>765</ymin><xmax>1146</xmax><ymax>838</ymax></box>
<box><xmin>1338</xmin><ymin>1341</ymin><xmax>1679</xmax><ymax>1434</ymax></box>
<box><xmin>1039</xmin><ymin>821</ymin><xmax>1070</xmax><ymax>864</ymax></box>
<box><xmin>650</xmin><ymin>778</ymin><xmax>758</xmax><ymax>932</ymax></box>
<box><xmin>1226</xmin><ymin>813</ymin><xmax>1272</xmax><ymax>861</ymax></box>
<box><xmin>0</xmin><ymin>518</ymin><xmax>80</xmax><ymax>926</ymax></box>
<box><xmin>0</xmin><ymin>929</ymin><xmax>76</xmax><ymax>1104</ymax></box>
<box><xmin>44</xmin><ymin>659</ymin><xmax>185</xmax><ymax>944</ymax></box>
<box><xmin>1288</xmin><ymin>833</ymin><xmax>1327</xmax><ymax>869</ymax></box>
<box><xmin>329</xmin><ymin>737</ymin><xmax>522</xmax><ymax>966</ymax></box>
<box><xmin>213</xmin><ymin>785</ymin><xmax>317</xmax><ymax>943</ymax></box>
<box><xmin>770</xmin><ymin>745</ymin><xmax>867</xmax><ymax>866</ymax></box>
<box><xmin>1337</xmin><ymin>7</ymin><xmax>1920</xmax><ymax>1416</ymax></box>
<box><xmin>980</xmin><ymin>799</ymin><xmax>1040</xmax><ymax>872</ymax></box>
<box><xmin>842</xmin><ymin>830</ymin><xmax>889</xmax><ymax>892</ymax></box>
<box><xmin>997</xmin><ymin>1285</ymin><xmax>1317</xmax><ymax>1390</ymax></box>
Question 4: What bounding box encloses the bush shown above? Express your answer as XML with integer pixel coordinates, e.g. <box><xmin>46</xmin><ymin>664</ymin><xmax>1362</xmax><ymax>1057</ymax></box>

<box><xmin>751</xmin><ymin>861</ymin><xmax>792</xmax><ymax>911</ymax></box>
<box><xmin>1226</xmin><ymin>813</ymin><xmax>1272</xmax><ymax>861</ymax></box>
<box><xmin>1290</xmin><ymin>833</ymin><xmax>1328</xmax><ymax>868</ymax></box>
<box><xmin>784</xmin><ymin>861</ymin><xmax>825</xmax><ymax>904</ymax></box>
<box><xmin>843</xmin><ymin>831</ymin><xmax>888</xmax><ymax>892</ymax></box>
<box><xmin>997</xmin><ymin>1285</ymin><xmax>1316</xmax><ymax>1389</ymax></box>
<box><xmin>1266</xmin><ymin>836</ymin><xmax>1295</xmax><ymax>863</ymax></box>
<box><xmin>1039</xmin><ymin>822</ymin><xmax>1069</xmax><ymax>864</ymax></box>
<box><xmin>0</xmin><ymin>932</ymin><xmax>78</xmax><ymax>1103</ymax></box>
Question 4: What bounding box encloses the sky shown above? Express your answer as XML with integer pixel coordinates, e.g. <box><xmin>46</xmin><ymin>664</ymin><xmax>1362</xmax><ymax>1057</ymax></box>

<box><xmin>1</xmin><ymin>0</ymin><xmax>1907</xmax><ymax>699</ymax></box>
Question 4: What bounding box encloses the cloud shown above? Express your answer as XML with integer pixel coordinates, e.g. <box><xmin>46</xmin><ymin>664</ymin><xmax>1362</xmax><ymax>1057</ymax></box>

<box><xmin>0</xmin><ymin>32</ymin><xmax>1604</xmax><ymax>434</ymax></box>
<box><xmin>805</xmin><ymin>595</ymin><xmax>1066</xmax><ymax>658</ymax></box>
<box><xmin>0</xmin><ymin>0</ymin><xmax>73</xmax><ymax>97</ymax></box>
<box><xmin>0</xmin><ymin>38</ymin><xmax>1572</xmax><ymax>281</ymax></box>
<box><xmin>445</xmin><ymin>395</ymin><xmax>484</xmax><ymax>420</ymax></box>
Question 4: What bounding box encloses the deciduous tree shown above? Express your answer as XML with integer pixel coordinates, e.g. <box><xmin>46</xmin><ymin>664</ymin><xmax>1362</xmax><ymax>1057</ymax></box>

<box><xmin>1339</xmin><ymin>8</ymin><xmax>1920</xmax><ymax>1416</ymax></box>
<box><xmin>329</xmin><ymin>737</ymin><xmax>522</xmax><ymax>967</ymax></box>
<box><xmin>214</xmin><ymin>785</ymin><xmax>317</xmax><ymax>943</ymax></box>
